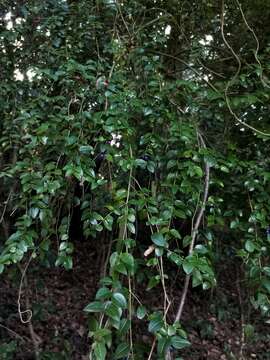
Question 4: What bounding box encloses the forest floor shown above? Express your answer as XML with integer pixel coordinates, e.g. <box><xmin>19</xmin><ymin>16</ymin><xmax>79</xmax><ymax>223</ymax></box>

<box><xmin>1</xmin><ymin>239</ymin><xmax>269</xmax><ymax>360</ymax></box>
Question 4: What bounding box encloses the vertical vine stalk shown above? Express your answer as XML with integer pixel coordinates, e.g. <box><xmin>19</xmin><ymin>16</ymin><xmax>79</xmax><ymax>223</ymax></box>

<box><xmin>18</xmin><ymin>256</ymin><xmax>42</xmax><ymax>360</ymax></box>
<box><xmin>116</xmin><ymin>145</ymin><xmax>135</xmax><ymax>359</ymax></box>
<box><xmin>236</xmin><ymin>269</ymin><xmax>246</xmax><ymax>360</ymax></box>
<box><xmin>165</xmin><ymin>133</ymin><xmax>210</xmax><ymax>360</ymax></box>
<box><xmin>174</xmin><ymin>132</ymin><xmax>210</xmax><ymax>323</ymax></box>
<box><xmin>220</xmin><ymin>0</ymin><xmax>270</xmax><ymax>137</ymax></box>
<box><xmin>235</xmin><ymin>0</ymin><xmax>269</xmax><ymax>88</ymax></box>
<box><xmin>126</xmin><ymin>146</ymin><xmax>135</xmax><ymax>360</ymax></box>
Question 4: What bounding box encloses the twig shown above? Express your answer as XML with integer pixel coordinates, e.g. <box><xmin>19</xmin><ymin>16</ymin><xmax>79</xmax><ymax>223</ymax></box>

<box><xmin>101</xmin><ymin>232</ymin><xmax>114</xmax><ymax>278</ymax></box>
<box><xmin>105</xmin><ymin>62</ymin><xmax>115</xmax><ymax>111</ymax></box>
<box><xmin>197</xmin><ymin>59</ymin><xmax>226</xmax><ymax>79</ymax></box>
<box><xmin>0</xmin><ymin>323</ymin><xmax>30</xmax><ymax>342</ymax></box>
<box><xmin>0</xmin><ymin>190</ymin><xmax>12</xmax><ymax>224</ymax></box>
<box><xmin>236</xmin><ymin>269</ymin><xmax>246</xmax><ymax>360</ymax></box>
<box><xmin>151</xmin><ymin>50</ymin><xmax>220</xmax><ymax>94</ymax></box>
<box><xmin>1</xmin><ymin>146</ymin><xmax>18</xmax><ymax>239</ymax></box>
<box><xmin>147</xmin><ymin>338</ymin><xmax>156</xmax><ymax>360</ymax></box>
<box><xmin>158</xmin><ymin>256</ymin><xmax>171</xmax><ymax>321</ymax></box>
<box><xmin>115</xmin><ymin>0</ymin><xmax>132</xmax><ymax>41</ymax></box>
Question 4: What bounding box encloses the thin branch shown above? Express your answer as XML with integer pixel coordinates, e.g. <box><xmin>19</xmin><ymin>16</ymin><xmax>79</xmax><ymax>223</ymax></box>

<box><xmin>147</xmin><ymin>338</ymin><xmax>157</xmax><ymax>360</ymax></box>
<box><xmin>0</xmin><ymin>323</ymin><xmax>30</xmax><ymax>342</ymax></box>
<box><xmin>236</xmin><ymin>269</ymin><xmax>246</xmax><ymax>360</ymax></box>
<box><xmin>151</xmin><ymin>50</ymin><xmax>220</xmax><ymax>94</ymax></box>
<box><xmin>197</xmin><ymin>59</ymin><xmax>226</xmax><ymax>79</ymax></box>
<box><xmin>0</xmin><ymin>190</ymin><xmax>12</xmax><ymax>224</ymax></box>
<box><xmin>115</xmin><ymin>0</ymin><xmax>132</xmax><ymax>41</ymax></box>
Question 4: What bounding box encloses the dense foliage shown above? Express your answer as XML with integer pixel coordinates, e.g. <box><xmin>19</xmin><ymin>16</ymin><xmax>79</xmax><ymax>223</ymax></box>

<box><xmin>1</xmin><ymin>0</ymin><xmax>270</xmax><ymax>359</ymax></box>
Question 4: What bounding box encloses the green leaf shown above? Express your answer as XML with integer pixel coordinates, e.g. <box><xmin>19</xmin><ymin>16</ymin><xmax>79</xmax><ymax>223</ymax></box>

<box><xmin>100</xmin><ymin>277</ymin><xmax>113</xmax><ymax>286</ymax></box>
<box><xmin>79</xmin><ymin>145</ymin><xmax>93</xmax><ymax>154</ymax></box>
<box><xmin>263</xmin><ymin>267</ymin><xmax>270</xmax><ymax>276</ymax></box>
<box><xmin>168</xmin><ymin>325</ymin><xmax>176</xmax><ymax>336</ymax></box>
<box><xmin>168</xmin><ymin>252</ymin><xmax>182</xmax><ymax>266</ymax></box>
<box><xmin>127</xmin><ymin>222</ymin><xmax>136</xmax><ymax>234</ymax></box>
<box><xmin>171</xmin><ymin>336</ymin><xmax>190</xmax><ymax>349</ymax></box>
<box><xmin>151</xmin><ymin>233</ymin><xmax>166</xmax><ymax>247</ymax></box>
<box><xmin>244</xmin><ymin>324</ymin><xmax>254</xmax><ymax>339</ymax></box>
<box><xmin>104</xmin><ymin>216</ymin><xmax>113</xmax><ymax>231</ymax></box>
<box><xmin>245</xmin><ymin>240</ymin><xmax>255</xmax><ymax>253</ymax></box>
<box><xmin>136</xmin><ymin>305</ymin><xmax>147</xmax><ymax>319</ymax></box>
<box><xmin>147</xmin><ymin>161</ymin><xmax>155</xmax><ymax>173</ymax></box>
<box><xmin>96</xmin><ymin>287</ymin><xmax>111</xmax><ymax>300</ymax></box>
<box><xmin>115</xmin><ymin>189</ymin><xmax>127</xmax><ymax>199</ymax></box>
<box><xmin>155</xmin><ymin>247</ymin><xmax>164</xmax><ymax>257</ymax></box>
<box><xmin>94</xmin><ymin>328</ymin><xmax>112</xmax><ymax>340</ymax></box>
<box><xmin>220</xmin><ymin>165</ymin><xmax>229</xmax><ymax>173</ymax></box>
<box><xmin>117</xmin><ymin>318</ymin><xmax>130</xmax><ymax>337</ymax></box>
<box><xmin>84</xmin><ymin>301</ymin><xmax>104</xmax><ymax>313</ymax></box>
<box><xmin>148</xmin><ymin>313</ymin><xmax>163</xmax><ymax>333</ymax></box>
<box><xmin>112</xmin><ymin>292</ymin><xmax>127</xmax><ymax>309</ymax></box>
<box><xmin>105</xmin><ymin>302</ymin><xmax>122</xmax><ymax>321</ymax></box>
<box><xmin>94</xmin><ymin>341</ymin><xmax>106</xmax><ymax>360</ymax></box>
<box><xmin>183</xmin><ymin>259</ymin><xmax>194</xmax><ymax>274</ymax></box>
<box><xmin>170</xmin><ymin>229</ymin><xmax>181</xmax><ymax>239</ymax></box>
<box><xmin>192</xmin><ymin>269</ymin><xmax>203</xmax><ymax>287</ymax></box>
<box><xmin>59</xmin><ymin>242</ymin><xmax>67</xmax><ymax>251</ymax></box>
<box><xmin>29</xmin><ymin>207</ymin><xmax>39</xmax><ymax>219</ymax></box>
<box><xmin>262</xmin><ymin>278</ymin><xmax>270</xmax><ymax>293</ymax></box>
<box><xmin>193</xmin><ymin>165</ymin><xmax>203</xmax><ymax>177</ymax></box>
<box><xmin>135</xmin><ymin>159</ymin><xmax>147</xmax><ymax>169</ymax></box>
<box><xmin>88</xmin><ymin>317</ymin><xmax>99</xmax><ymax>332</ymax></box>
<box><xmin>147</xmin><ymin>276</ymin><xmax>160</xmax><ymax>290</ymax></box>
<box><xmin>157</xmin><ymin>336</ymin><xmax>171</xmax><ymax>355</ymax></box>
<box><xmin>110</xmin><ymin>252</ymin><xmax>118</xmax><ymax>268</ymax></box>
<box><xmin>183</xmin><ymin>236</ymin><xmax>191</xmax><ymax>247</ymax></box>
<box><xmin>174</xmin><ymin>209</ymin><xmax>187</xmax><ymax>219</ymax></box>
<box><xmin>63</xmin><ymin>256</ymin><xmax>73</xmax><ymax>270</ymax></box>
<box><xmin>120</xmin><ymin>253</ymin><xmax>135</xmax><ymax>273</ymax></box>
<box><xmin>128</xmin><ymin>213</ymin><xmax>136</xmax><ymax>222</ymax></box>
<box><xmin>230</xmin><ymin>220</ymin><xmax>239</xmax><ymax>229</ymax></box>
<box><xmin>113</xmin><ymin>342</ymin><xmax>130</xmax><ymax>359</ymax></box>
<box><xmin>114</xmin><ymin>262</ymin><xmax>128</xmax><ymax>275</ymax></box>
<box><xmin>194</xmin><ymin>244</ymin><xmax>208</xmax><ymax>254</ymax></box>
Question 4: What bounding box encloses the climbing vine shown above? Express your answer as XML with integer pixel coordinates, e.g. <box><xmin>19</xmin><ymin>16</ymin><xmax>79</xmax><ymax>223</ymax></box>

<box><xmin>1</xmin><ymin>0</ymin><xmax>270</xmax><ymax>359</ymax></box>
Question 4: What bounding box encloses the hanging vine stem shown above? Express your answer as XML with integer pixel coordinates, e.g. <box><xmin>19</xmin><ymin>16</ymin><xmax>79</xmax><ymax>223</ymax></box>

<box><xmin>165</xmin><ymin>132</ymin><xmax>210</xmax><ymax>360</ymax></box>
<box><xmin>125</xmin><ymin>146</ymin><xmax>135</xmax><ymax>360</ymax></box>
<box><xmin>0</xmin><ymin>323</ymin><xmax>30</xmax><ymax>343</ymax></box>
<box><xmin>132</xmin><ymin>177</ymin><xmax>171</xmax><ymax>359</ymax></box>
<box><xmin>220</xmin><ymin>0</ymin><xmax>270</xmax><ymax>137</ymax></box>
<box><xmin>151</xmin><ymin>50</ymin><xmax>220</xmax><ymax>94</ymax></box>
<box><xmin>175</xmin><ymin>132</ymin><xmax>210</xmax><ymax>323</ymax></box>
<box><xmin>17</xmin><ymin>252</ymin><xmax>34</xmax><ymax>324</ymax></box>
<box><xmin>17</xmin><ymin>251</ymin><xmax>42</xmax><ymax>359</ymax></box>
<box><xmin>235</xmin><ymin>0</ymin><xmax>269</xmax><ymax>88</ymax></box>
